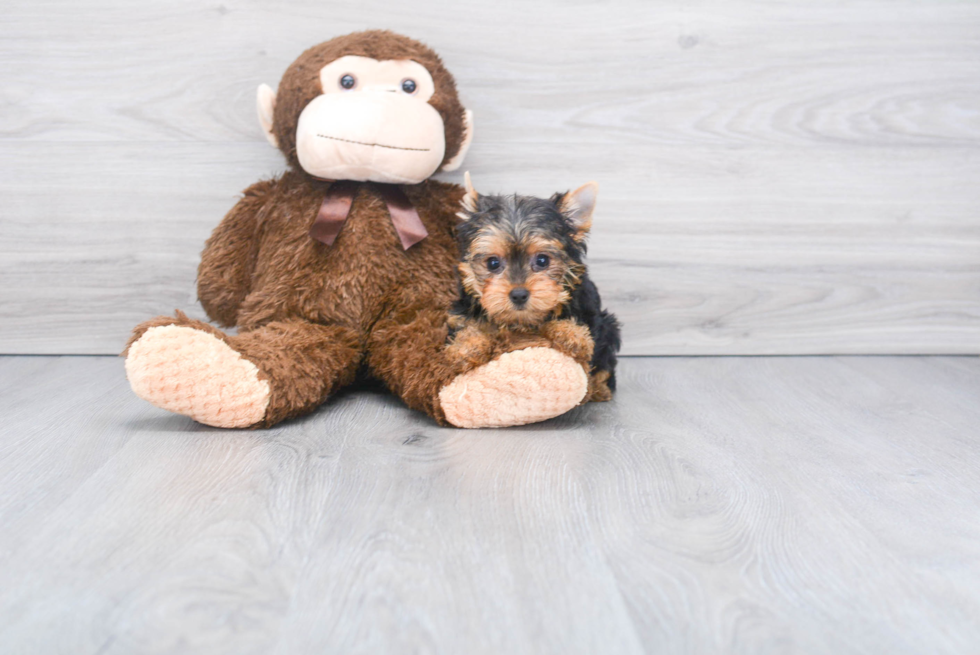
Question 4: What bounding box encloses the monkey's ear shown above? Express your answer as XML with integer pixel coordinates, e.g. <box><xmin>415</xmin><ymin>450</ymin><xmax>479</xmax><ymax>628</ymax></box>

<box><xmin>441</xmin><ymin>109</ymin><xmax>474</xmax><ymax>172</ymax></box>
<box><xmin>256</xmin><ymin>83</ymin><xmax>278</xmax><ymax>148</ymax></box>
<box><xmin>457</xmin><ymin>171</ymin><xmax>479</xmax><ymax>220</ymax></box>
<box><xmin>558</xmin><ymin>181</ymin><xmax>598</xmax><ymax>240</ymax></box>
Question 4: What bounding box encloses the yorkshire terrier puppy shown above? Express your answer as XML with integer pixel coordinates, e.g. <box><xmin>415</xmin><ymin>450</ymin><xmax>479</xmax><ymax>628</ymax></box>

<box><xmin>447</xmin><ymin>173</ymin><xmax>622</xmax><ymax>402</ymax></box>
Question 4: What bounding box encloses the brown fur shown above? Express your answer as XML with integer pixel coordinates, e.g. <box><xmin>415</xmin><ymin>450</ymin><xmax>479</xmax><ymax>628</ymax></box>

<box><xmin>450</xmin><ymin>187</ymin><xmax>619</xmax><ymax>405</ymax></box>
<box><xmin>478</xmin><ymin>274</ymin><xmax>567</xmax><ymax>327</ymax></box>
<box><xmin>586</xmin><ymin>369</ymin><xmax>613</xmax><ymax>402</ymax></box>
<box><xmin>193</xmin><ymin>173</ymin><xmax>466</xmax><ymax>426</ymax></box>
<box><xmin>126</xmin><ymin>32</ymin><xmax>580</xmax><ymax>428</ymax></box>
<box><xmin>272</xmin><ymin>30</ymin><xmax>466</xmax><ymax>171</ymax></box>
<box><xmin>443</xmin><ymin>317</ymin><xmax>612</xmax><ymax>404</ymax></box>
<box><xmin>124</xmin><ymin>309</ymin><xmax>232</xmax><ymax>355</ymax></box>
<box><xmin>459</xmin><ymin>232</ymin><xmax>576</xmax><ymax>329</ymax></box>
<box><xmin>131</xmin><ymin>174</ymin><xmax>468</xmax><ymax>426</ymax></box>
<box><xmin>124</xmin><ymin>309</ymin><xmax>363</xmax><ymax>427</ymax></box>
<box><xmin>542</xmin><ymin>319</ymin><xmax>611</xmax><ymax>403</ymax></box>
<box><xmin>539</xmin><ymin>319</ymin><xmax>594</xmax><ymax>364</ymax></box>
<box><xmin>444</xmin><ymin>323</ymin><xmax>557</xmax><ymax>375</ymax></box>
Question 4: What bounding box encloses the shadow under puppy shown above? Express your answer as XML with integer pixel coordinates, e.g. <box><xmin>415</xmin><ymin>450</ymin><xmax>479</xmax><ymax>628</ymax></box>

<box><xmin>447</xmin><ymin>173</ymin><xmax>622</xmax><ymax>403</ymax></box>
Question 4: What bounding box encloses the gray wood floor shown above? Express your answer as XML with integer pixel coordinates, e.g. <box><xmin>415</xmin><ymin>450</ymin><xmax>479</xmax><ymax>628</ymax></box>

<box><xmin>2</xmin><ymin>355</ymin><xmax>978</xmax><ymax>654</ymax></box>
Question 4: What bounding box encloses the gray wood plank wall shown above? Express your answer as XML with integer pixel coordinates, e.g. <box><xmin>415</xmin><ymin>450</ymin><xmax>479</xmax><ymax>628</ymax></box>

<box><xmin>2</xmin><ymin>0</ymin><xmax>978</xmax><ymax>355</ymax></box>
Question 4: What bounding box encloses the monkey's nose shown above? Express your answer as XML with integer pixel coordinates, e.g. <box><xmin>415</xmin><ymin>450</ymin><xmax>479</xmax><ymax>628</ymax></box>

<box><xmin>509</xmin><ymin>287</ymin><xmax>530</xmax><ymax>306</ymax></box>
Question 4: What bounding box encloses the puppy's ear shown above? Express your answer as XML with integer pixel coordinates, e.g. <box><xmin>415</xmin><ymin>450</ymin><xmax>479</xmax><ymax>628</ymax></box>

<box><xmin>457</xmin><ymin>171</ymin><xmax>479</xmax><ymax>220</ymax></box>
<box><xmin>557</xmin><ymin>181</ymin><xmax>598</xmax><ymax>241</ymax></box>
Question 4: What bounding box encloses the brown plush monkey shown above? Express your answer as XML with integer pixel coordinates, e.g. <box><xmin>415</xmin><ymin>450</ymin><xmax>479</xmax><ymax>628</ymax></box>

<box><xmin>123</xmin><ymin>30</ymin><xmax>593</xmax><ymax>429</ymax></box>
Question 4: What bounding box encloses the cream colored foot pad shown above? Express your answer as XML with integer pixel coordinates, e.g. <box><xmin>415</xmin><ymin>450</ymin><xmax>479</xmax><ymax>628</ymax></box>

<box><xmin>125</xmin><ymin>325</ymin><xmax>270</xmax><ymax>428</ymax></box>
<box><xmin>439</xmin><ymin>347</ymin><xmax>588</xmax><ymax>428</ymax></box>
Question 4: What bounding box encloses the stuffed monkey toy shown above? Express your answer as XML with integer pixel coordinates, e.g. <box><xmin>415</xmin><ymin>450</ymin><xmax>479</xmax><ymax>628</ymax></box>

<box><xmin>123</xmin><ymin>30</ymin><xmax>594</xmax><ymax>429</ymax></box>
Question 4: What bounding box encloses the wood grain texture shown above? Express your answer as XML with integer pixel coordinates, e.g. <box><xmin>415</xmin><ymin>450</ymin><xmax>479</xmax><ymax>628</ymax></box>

<box><xmin>1</xmin><ymin>355</ymin><xmax>979</xmax><ymax>653</ymax></box>
<box><xmin>1</xmin><ymin>0</ymin><xmax>979</xmax><ymax>354</ymax></box>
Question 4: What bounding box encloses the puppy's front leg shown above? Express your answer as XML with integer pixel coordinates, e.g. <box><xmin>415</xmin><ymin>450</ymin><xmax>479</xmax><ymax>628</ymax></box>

<box><xmin>445</xmin><ymin>320</ymin><xmax>497</xmax><ymax>372</ymax></box>
<box><xmin>540</xmin><ymin>319</ymin><xmax>594</xmax><ymax>367</ymax></box>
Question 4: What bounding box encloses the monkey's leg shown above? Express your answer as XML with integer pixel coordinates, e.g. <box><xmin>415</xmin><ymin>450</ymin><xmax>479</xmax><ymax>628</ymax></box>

<box><xmin>367</xmin><ymin>293</ymin><xmax>588</xmax><ymax>428</ymax></box>
<box><xmin>364</xmin><ymin>296</ymin><xmax>461</xmax><ymax>424</ymax></box>
<box><xmin>437</xmin><ymin>347</ymin><xmax>589</xmax><ymax>428</ymax></box>
<box><xmin>124</xmin><ymin>313</ymin><xmax>362</xmax><ymax>428</ymax></box>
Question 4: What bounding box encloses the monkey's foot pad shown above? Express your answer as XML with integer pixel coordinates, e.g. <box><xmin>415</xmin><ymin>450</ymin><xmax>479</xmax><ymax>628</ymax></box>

<box><xmin>439</xmin><ymin>347</ymin><xmax>588</xmax><ymax>428</ymax></box>
<box><xmin>125</xmin><ymin>325</ymin><xmax>270</xmax><ymax>428</ymax></box>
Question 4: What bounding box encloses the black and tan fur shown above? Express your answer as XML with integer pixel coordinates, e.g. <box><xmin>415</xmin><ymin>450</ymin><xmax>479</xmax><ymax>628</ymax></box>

<box><xmin>448</xmin><ymin>178</ymin><xmax>622</xmax><ymax>401</ymax></box>
<box><xmin>125</xmin><ymin>32</ymin><xmax>496</xmax><ymax>426</ymax></box>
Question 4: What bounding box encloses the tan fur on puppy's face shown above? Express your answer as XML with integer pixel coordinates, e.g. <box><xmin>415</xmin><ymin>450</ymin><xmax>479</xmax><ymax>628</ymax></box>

<box><xmin>459</xmin><ymin>231</ymin><xmax>576</xmax><ymax>328</ymax></box>
<box><xmin>479</xmin><ymin>272</ymin><xmax>568</xmax><ymax>327</ymax></box>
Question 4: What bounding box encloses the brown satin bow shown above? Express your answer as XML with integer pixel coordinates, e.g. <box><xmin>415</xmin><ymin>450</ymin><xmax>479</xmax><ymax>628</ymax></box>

<box><xmin>309</xmin><ymin>180</ymin><xmax>428</xmax><ymax>250</ymax></box>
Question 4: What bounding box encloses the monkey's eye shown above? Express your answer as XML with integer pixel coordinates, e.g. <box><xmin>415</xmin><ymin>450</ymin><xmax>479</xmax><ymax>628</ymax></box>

<box><xmin>486</xmin><ymin>256</ymin><xmax>503</xmax><ymax>273</ymax></box>
<box><xmin>532</xmin><ymin>254</ymin><xmax>551</xmax><ymax>271</ymax></box>
<box><xmin>401</xmin><ymin>78</ymin><xmax>417</xmax><ymax>94</ymax></box>
<box><xmin>339</xmin><ymin>74</ymin><xmax>356</xmax><ymax>90</ymax></box>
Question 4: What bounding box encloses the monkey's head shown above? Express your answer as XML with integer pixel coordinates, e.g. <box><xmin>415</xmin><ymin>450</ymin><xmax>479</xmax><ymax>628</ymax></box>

<box><xmin>257</xmin><ymin>31</ymin><xmax>473</xmax><ymax>185</ymax></box>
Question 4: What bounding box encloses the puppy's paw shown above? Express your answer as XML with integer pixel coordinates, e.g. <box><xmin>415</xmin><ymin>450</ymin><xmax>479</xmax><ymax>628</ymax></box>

<box><xmin>587</xmin><ymin>369</ymin><xmax>614</xmax><ymax>403</ymax></box>
<box><xmin>494</xmin><ymin>329</ymin><xmax>553</xmax><ymax>353</ymax></box>
<box><xmin>445</xmin><ymin>324</ymin><xmax>495</xmax><ymax>370</ymax></box>
<box><xmin>540</xmin><ymin>319</ymin><xmax>594</xmax><ymax>365</ymax></box>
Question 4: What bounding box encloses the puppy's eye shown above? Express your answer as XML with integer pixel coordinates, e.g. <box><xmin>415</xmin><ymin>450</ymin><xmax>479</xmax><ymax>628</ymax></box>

<box><xmin>486</xmin><ymin>256</ymin><xmax>503</xmax><ymax>272</ymax></box>
<box><xmin>401</xmin><ymin>78</ymin><xmax>417</xmax><ymax>94</ymax></box>
<box><xmin>339</xmin><ymin>74</ymin><xmax>356</xmax><ymax>90</ymax></box>
<box><xmin>532</xmin><ymin>254</ymin><xmax>551</xmax><ymax>271</ymax></box>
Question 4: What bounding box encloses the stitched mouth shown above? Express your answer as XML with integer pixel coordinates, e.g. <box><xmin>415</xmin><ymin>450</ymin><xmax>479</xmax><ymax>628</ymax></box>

<box><xmin>316</xmin><ymin>134</ymin><xmax>430</xmax><ymax>152</ymax></box>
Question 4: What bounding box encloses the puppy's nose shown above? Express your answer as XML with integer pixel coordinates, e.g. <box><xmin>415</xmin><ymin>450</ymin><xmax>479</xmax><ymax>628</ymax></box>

<box><xmin>509</xmin><ymin>287</ymin><xmax>530</xmax><ymax>306</ymax></box>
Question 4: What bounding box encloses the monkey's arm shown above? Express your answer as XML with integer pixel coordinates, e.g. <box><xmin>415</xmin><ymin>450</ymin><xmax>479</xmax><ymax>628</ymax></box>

<box><xmin>197</xmin><ymin>179</ymin><xmax>276</xmax><ymax>327</ymax></box>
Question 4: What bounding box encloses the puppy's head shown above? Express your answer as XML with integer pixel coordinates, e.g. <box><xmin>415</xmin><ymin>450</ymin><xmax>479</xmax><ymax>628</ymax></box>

<box><xmin>455</xmin><ymin>172</ymin><xmax>598</xmax><ymax>327</ymax></box>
